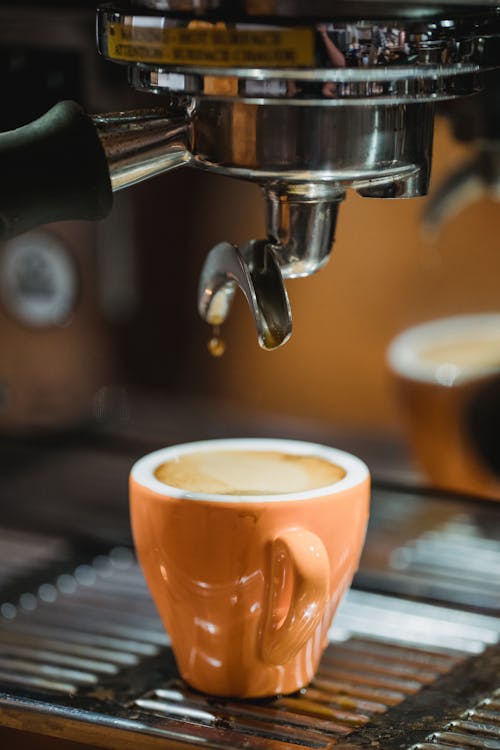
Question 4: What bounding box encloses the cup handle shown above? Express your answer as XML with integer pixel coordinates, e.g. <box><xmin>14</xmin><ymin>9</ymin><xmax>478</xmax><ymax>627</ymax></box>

<box><xmin>261</xmin><ymin>528</ymin><xmax>330</xmax><ymax>666</ymax></box>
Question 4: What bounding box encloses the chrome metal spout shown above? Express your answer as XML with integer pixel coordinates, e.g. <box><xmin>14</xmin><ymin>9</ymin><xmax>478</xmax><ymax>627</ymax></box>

<box><xmin>198</xmin><ymin>240</ymin><xmax>292</xmax><ymax>350</ymax></box>
<box><xmin>93</xmin><ymin>108</ymin><xmax>191</xmax><ymax>191</ymax></box>
<box><xmin>264</xmin><ymin>183</ymin><xmax>345</xmax><ymax>278</ymax></box>
<box><xmin>198</xmin><ymin>183</ymin><xmax>344</xmax><ymax>349</ymax></box>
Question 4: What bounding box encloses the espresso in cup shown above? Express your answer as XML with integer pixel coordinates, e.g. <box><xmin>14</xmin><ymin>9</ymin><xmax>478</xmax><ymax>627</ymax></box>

<box><xmin>388</xmin><ymin>314</ymin><xmax>500</xmax><ymax>500</ymax></box>
<box><xmin>154</xmin><ymin>449</ymin><xmax>346</xmax><ymax>495</ymax></box>
<box><xmin>421</xmin><ymin>337</ymin><xmax>500</xmax><ymax>370</ymax></box>
<box><xmin>130</xmin><ymin>438</ymin><xmax>370</xmax><ymax>698</ymax></box>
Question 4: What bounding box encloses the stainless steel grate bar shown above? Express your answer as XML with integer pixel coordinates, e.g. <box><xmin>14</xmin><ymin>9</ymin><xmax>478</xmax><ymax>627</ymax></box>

<box><xmin>0</xmin><ymin>642</ymin><xmax>118</xmax><ymax>674</ymax></box>
<box><xmin>320</xmin><ymin>651</ymin><xmax>442</xmax><ymax>682</ymax></box>
<box><xmin>3</xmin><ymin>620</ymin><xmax>160</xmax><ymax>655</ymax></box>
<box><xmin>331</xmin><ymin>591</ymin><xmax>500</xmax><ymax>653</ymax></box>
<box><xmin>360</xmin><ymin>494</ymin><xmax>500</xmax><ymax>612</ymax></box>
<box><xmin>464</xmin><ymin>710</ymin><xmax>500</xmax><ymax>725</ymax></box>
<box><xmin>0</xmin><ymin>655</ymin><xmax>97</xmax><ymax>686</ymax></box>
<box><xmin>298</xmin><ymin>685</ymin><xmax>388</xmax><ymax>714</ymax></box>
<box><xmin>325</xmin><ymin>638</ymin><xmax>461</xmax><ymax>672</ymax></box>
<box><xmin>316</xmin><ymin>664</ymin><xmax>423</xmax><ymax>694</ymax></box>
<box><xmin>429</xmin><ymin>731</ymin><xmax>500</xmax><ymax>748</ymax></box>
<box><xmin>24</xmin><ymin>606</ymin><xmax>169</xmax><ymax>645</ymax></box>
<box><xmin>447</xmin><ymin>721</ymin><xmax>500</xmax><ymax>738</ymax></box>
<box><xmin>135</xmin><ymin>697</ymin><xmax>336</xmax><ymax>745</ymax></box>
<box><xmin>411</xmin><ymin>689</ymin><xmax>500</xmax><ymax>750</ymax></box>
<box><xmin>0</xmin><ymin>629</ymin><xmax>139</xmax><ymax>666</ymax></box>
<box><xmin>0</xmin><ymin>670</ymin><xmax>77</xmax><ymax>694</ymax></box>
<box><xmin>153</xmin><ymin>685</ymin><xmax>367</xmax><ymax>734</ymax></box>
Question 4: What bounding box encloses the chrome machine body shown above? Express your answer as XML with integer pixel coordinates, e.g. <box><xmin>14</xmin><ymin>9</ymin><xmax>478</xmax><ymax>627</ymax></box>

<box><xmin>93</xmin><ymin>1</ymin><xmax>500</xmax><ymax>347</ymax></box>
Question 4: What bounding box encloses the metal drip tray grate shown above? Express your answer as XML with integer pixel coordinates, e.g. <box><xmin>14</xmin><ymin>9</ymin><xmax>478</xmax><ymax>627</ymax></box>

<box><xmin>411</xmin><ymin>689</ymin><xmax>500</xmax><ymax>750</ymax></box>
<box><xmin>132</xmin><ymin>640</ymin><xmax>464</xmax><ymax>749</ymax></box>
<box><xmin>0</xmin><ymin>525</ymin><xmax>499</xmax><ymax>749</ymax></box>
<box><xmin>358</xmin><ymin>489</ymin><xmax>500</xmax><ymax>612</ymax></box>
<box><xmin>0</xmin><ymin>544</ymin><xmax>168</xmax><ymax>695</ymax></box>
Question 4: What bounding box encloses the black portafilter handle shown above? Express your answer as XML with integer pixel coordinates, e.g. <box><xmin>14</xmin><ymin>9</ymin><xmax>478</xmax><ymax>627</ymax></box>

<box><xmin>0</xmin><ymin>100</ymin><xmax>113</xmax><ymax>240</ymax></box>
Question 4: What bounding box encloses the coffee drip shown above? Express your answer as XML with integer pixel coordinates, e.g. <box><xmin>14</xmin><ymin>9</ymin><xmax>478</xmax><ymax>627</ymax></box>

<box><xmin>207</xmin><ymin>325</ymin><xmax>226</xmax><ymax>358</ymax></box>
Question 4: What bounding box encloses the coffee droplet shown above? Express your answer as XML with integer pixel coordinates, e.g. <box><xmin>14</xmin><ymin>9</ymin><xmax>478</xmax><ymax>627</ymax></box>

<box><xmin>208</xmin><ymin>326</ymin><xmax>226</xmax><ymax>358</ymax></box>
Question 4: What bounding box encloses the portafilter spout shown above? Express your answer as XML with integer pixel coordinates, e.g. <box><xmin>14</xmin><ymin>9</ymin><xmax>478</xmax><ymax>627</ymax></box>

<box><xmin>198</xmin><ymin>240</ymin><xmax>292</xmax><ymax>351</ymax></box>
<box><xmin>198</xmin><ymin>184</ymin><xmax>344</xmax><ymax>349</ymax></box>
<box><xmin>264</xmin><ymin>183</ymin><xmax>345</xmax><ymax>279</ymax></box>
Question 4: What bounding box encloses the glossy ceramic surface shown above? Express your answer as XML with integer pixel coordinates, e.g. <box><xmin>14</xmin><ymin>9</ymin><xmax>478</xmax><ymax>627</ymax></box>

<box><xmin>129</xmin><ymin>438</ymin><xmax>370</xmax><ymax>697</ymax></box>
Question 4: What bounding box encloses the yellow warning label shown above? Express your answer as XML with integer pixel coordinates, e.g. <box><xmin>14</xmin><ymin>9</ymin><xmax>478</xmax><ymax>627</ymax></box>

<box><xmin>107</xmin><ymin>23</ymin><xmax>314</xmax><ymax>68</ymax></box>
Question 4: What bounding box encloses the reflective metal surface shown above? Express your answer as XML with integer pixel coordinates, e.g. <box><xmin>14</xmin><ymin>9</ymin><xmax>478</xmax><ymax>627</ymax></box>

<box><xmin>93</xmin><ymin>107</ymin><xmax>191</xmax><ymax>190</ymax></box>
<box><xmin>0</xmin><ymin>545</ymin><xmax>167</xmax><ymax>695</ymax></box>
<box><xmin>198</xmin><ymin>240</ymin><xmax>292</xmax><ymax>349</ymax></box>
<box><xmin>99</xmin><ymin>12</ymin><xmax>499</xmax><ymax>91</ymax></box>
<box><xmin>193</xmin><ymin>98</ymin><xmax>432</xmax><ymax>342</ymax></box>
<box><xmin>264</xmin><ymin>183</ymin><xmax>343</xmax><ymax>278</ymax></box>
<box><xmin>410</xmin><ymin>688</ymin><xmax>500</xmax><ymax>750</ymax></box>
<box><xmin>89</xmin><ymin>82</ymin><xmax>435</xmax><ymax>218</ymax></box>
<box><xmin>132</xmin><ymin>65</ymin><xmax>481</xmax><ymax>102</ymax></box>
<box><xmin>132</xmin><ymin>0</ymin><xmax>500</xmax><ymax>17</ymax></box>
<box><xmin>95</xmin><ymin>4</ymin><xmax>500</xmax><ymax>346</ymax></box>
<box><xmin>358</xmin><ymin>488</ymin><xmax>500</xmax><ymax>612</ymax></box>
<box><xmin>190</xmin><ymin>100</ymin><xmax>435</xmax><ymax>189</ymax></box>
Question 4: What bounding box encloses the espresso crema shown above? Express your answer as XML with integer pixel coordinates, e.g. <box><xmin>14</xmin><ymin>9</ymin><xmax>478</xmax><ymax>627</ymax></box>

<box><xmin>154</xmin><ymin>449</ymin><xmax>346</xmax><ymax>495</ymax></box>
<box><xmin>421</xmin><ymin>336</ymin><xmax>500</xmax><ymax>371</ymax></box>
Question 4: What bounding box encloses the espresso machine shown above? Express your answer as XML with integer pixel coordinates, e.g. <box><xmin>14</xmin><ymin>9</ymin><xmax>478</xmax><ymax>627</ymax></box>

<box><xmin>3</xmin><ymin>0</ymin><xmax>500</xmax><ymax>349</ymax></box>
<box><xmin>0</xmin><ymin>2</ymin><xmax>500</xmax><ymax>749</ymax></box>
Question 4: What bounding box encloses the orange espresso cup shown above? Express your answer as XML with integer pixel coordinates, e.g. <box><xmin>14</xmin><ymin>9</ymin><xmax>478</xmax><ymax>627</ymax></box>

<box><xmin>130</xmin><ymin>438</ymin><xmax>370</xmax><ymax>698</ymax></box>
<box><xmin>388</xmin><ymin>314</ymin><xmax>500</xmax><ymax>501</ymax></box>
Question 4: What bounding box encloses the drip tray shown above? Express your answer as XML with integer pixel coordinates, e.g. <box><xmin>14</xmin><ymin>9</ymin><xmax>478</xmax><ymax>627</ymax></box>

<box><xmin>0</xmin><ymin>529</ymin><xmax>499</xmax><ymax>750</ymax></box>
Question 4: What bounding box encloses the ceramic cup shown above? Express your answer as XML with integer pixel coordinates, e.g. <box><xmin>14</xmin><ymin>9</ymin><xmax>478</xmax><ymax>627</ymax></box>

<box><xmin>388</xmin><ymin>313</ymin><xmax>500</xmax><ymax>501</ymax></box>
<box><xmin>130</xmin><ymin>438</ymin><xmax>370</xmax><ymax>698</ymax></box>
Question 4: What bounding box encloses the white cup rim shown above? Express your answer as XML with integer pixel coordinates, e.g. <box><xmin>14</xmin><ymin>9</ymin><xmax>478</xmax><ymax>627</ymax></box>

<box><xmin>130</xmin><ymin>438</ymin><xmax>369</xmax><ymax>502</ymax></box>
<box><xmin>387</xmin><ymin>313</ymin><xmax>500</xmax><ymax>386</ymax></box>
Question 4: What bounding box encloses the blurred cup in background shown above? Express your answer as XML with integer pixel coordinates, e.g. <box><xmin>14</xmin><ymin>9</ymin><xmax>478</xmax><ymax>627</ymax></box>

<box><xmin>387</xmin><ymin>314</ymin><xmax>500</xmax><ymax>501</ymax></box>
